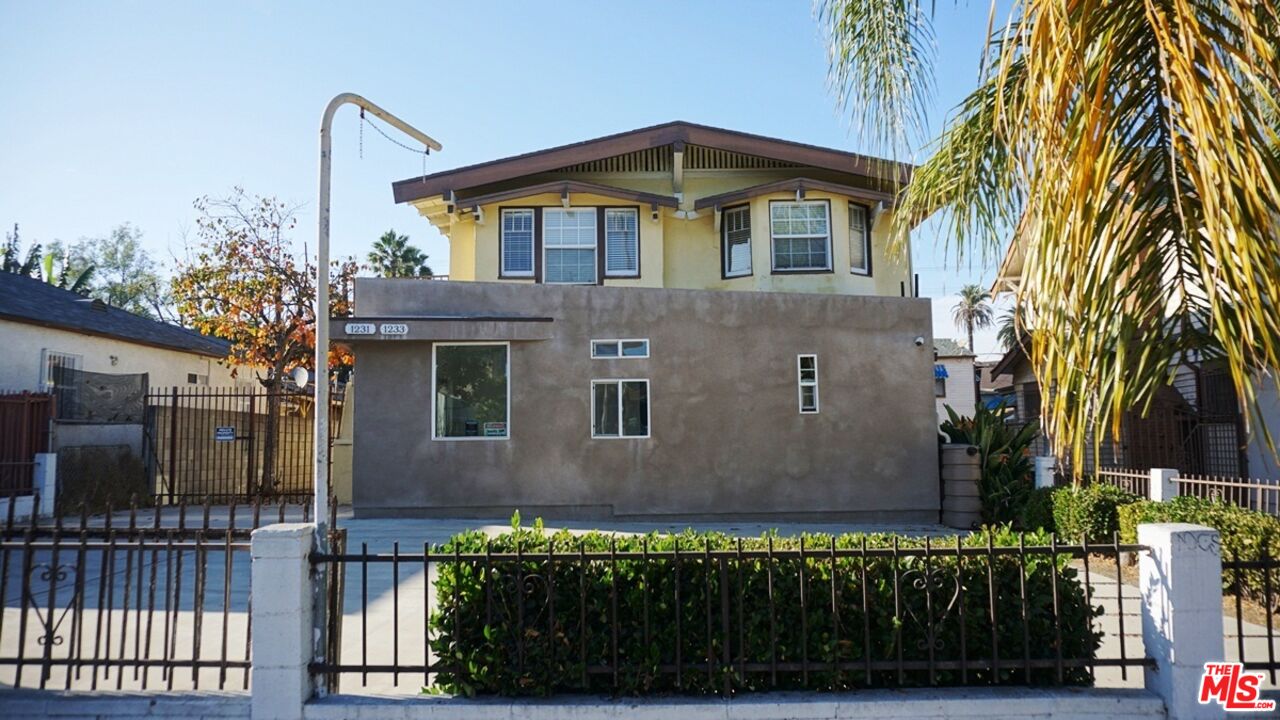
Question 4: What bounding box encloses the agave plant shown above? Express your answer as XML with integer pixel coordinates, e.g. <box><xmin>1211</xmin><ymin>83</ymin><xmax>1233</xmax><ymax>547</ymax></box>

<box><xmin>940</xmin><ymin>401</ymin><xmax>1040</xmax><ymax>526</ymax></box>
<box><xmin>821</xmin><ymin>1</ymin><xmax>1280</xmax><ymax>471</ymax></box>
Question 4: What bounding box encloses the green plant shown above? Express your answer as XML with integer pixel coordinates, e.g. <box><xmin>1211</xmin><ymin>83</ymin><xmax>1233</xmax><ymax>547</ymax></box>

<box><xmin>427</xmin><ymin>519</ymin><xmax>1099</xmax><ymax>696</ymax></box>
<box><xmin>1120</xmin><ymin>497</ymin><xmax>1280</xmax><ymax>611</ymax></box>
<box><xmin>940</xmin><ymin>402</ymin><xmax>1040</xmax><ymax>527</ymax></box>
<box><xmin>1019</xmin><ymin>487</ymin><xmax>1055</xmax><ymax>532</ymax></box>
<box><xmin>1051</xmin><ymin>484</ymin><xmax>1140</xmax><ymax>543</ymax></box>
<box><xmin>55</xmin><ymin>446</ymin><xmax>153</xmax><ymax>515</ymax></box>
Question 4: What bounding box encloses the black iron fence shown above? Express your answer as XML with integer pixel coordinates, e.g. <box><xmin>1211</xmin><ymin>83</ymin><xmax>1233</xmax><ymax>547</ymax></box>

<box><xmin>310</xmin><ymin>534</ymin><xmax>1152</xmax><ymax>695</ymax></box>
<box><xmin>144</xmin><ymin>386</ymin><xmax>343</xmax><ymax>505</ymax></box>
<box><xmin>1223</xmin><ymin>548</ymin><xmax>1280</xmax><ymax>685</ymax></box>
<box><xmin>0</xmin><ymin>521</ymin><xmax>253</xmax><ymax>691</ymax></box>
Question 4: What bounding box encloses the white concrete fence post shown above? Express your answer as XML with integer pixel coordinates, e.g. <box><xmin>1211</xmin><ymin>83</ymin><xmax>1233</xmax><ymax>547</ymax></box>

<box><xmin>1149</xmin><ymin>468</ymin><xmax>1180</xmax><ymax>502</ymax></box>
<box><xmin>1034</xmin><ymin>456</ymin><xmax>1057</xmax><ymax>490</ymax></box>
<box><xmin>251</xmin><ymin>523</ymin><xmax>316</xmax><ymax>720</ymax></box>
<box><xmin>1138</xmin><ymin>523</ymin><xmax>1223</xmax><ymax>720</ymax></box>
<box><xmin>33</xmin><ymin>453</ymin><xmax>56</xmax><ymax>517</ymax></box>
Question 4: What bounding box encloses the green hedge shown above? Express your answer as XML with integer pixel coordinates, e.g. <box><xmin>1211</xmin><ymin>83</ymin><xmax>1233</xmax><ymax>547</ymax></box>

<box><xmin>428</xmin><ymin>521</ymin><xmax>1100</xmax><ymax>696</ymax></box>
<box><xmin>1119</xmin><ymin>496</ymin><xmax>1280</xmax><ymax>611</ymax></box>
<box><xmin>1051</xmin><ymin>484</ymin><xmax>1141</xmax><ymax>543</ymax></box>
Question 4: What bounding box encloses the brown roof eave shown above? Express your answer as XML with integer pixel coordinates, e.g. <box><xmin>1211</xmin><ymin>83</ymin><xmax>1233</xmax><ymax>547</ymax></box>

<box><xmin>392</xmin><ymin>121</ymin><xmax>912</xmax><ymax>205</ymax></box>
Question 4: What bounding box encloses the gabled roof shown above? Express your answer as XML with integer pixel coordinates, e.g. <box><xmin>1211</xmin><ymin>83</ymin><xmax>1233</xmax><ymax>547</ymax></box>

<box><xmin>392</xmin><ymin>121</ymin><xmax>912</xmax><ymax>204</ymax></box>
<box><xmin>0</xmin><ymin>272</ymin><xmax>231</xmax><ymax>358</ymax></box>
<box><xmin>453</xmin><ymin>180</ymin><xmax>678</xmax><ymax>212</ymax></box>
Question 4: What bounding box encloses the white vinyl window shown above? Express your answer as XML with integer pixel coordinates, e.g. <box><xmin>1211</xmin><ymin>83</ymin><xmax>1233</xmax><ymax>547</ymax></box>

<box><xmin>604</xmin><ymin>208</ymin><xmax>639</xmax><ymax>277</ymax></box>
<box><xmin>432</xmin><ymin>342</ymin><xmax>510</xmax><ymax>440</ymax></box>
<box><xmin>591</xmin><ymin>339</ymin><xmax>650</xmax><ymax>359</ymax></box>
<box><xmin>500</xmin><ymin>209</ymin><xmax>535</xmax><ymax>277</ymax></box>
<box><xmin>722</xmin><ymin>205</ymin><xmax>752</xmax><ymax>277</ymax></box>
<box><xmin>543</xmin><ymin>208</ymin><xmax>597</xmax><ymax>284</ymax></box>
<box><xmin>849</xmin><ymin>203</ymin><xmax>870</xmax><ymax>275</ymax></box>
<box><xmin>797</xmin><ymin>354</ymin><xmax>819</xmax><ymax>413</ymax></box>
<box><xmin>591</xmin><ymin>379</ymin><xmax>650</xmax><ymax>438</ymax></box>
<box><xmin>770</xmin><ymin>201</ymin><xmax>831</xmax><ymax>272</ymax></box>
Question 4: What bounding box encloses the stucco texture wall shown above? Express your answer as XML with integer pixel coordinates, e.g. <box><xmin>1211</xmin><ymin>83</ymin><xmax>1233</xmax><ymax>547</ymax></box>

<box><xmin>0</xmin><ymin>319</ymin><xmax>240</xmax><ymax>392</ymax></box>
<box><xmin>345</xmin><ymin>280</ymin><xmax>939</xmax><ymax>522</ymax></box>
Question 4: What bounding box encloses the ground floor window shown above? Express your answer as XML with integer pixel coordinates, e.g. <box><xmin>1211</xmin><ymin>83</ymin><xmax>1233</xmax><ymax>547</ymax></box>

<box><xmin>591</xmin><ymin>379</ymin><xmax>649</xmax><ymax>438</ymax></box>
<box><xmin>433</xmin><ymin>343</ymin><xmax>509</xmax><ymax>439</ymax></box>
<box><xmin>797</xmin><ymin>354</ymin><xmax>819</xmax><ymax>413</ymax></box>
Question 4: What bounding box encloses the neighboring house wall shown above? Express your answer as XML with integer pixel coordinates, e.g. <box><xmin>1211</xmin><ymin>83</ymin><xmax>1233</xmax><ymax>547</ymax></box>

<box><xmin>934</xmin><ymin>356</ymin><xmax>977</xmax><ymax>424</ymax></box>
<box><xmin>0</xmin><ymin>319</ymin><xmax>241</xmax><ymax>391</ymax></box>
<box><xmin>343</xmin><ymin>279</ymin><xmax>939</xmax><ymax>521</ymax></box>
<box><xmin>1245</xmin><ymin>373</ymin><xmax>1280</xmax><ymax>478</ymax></box>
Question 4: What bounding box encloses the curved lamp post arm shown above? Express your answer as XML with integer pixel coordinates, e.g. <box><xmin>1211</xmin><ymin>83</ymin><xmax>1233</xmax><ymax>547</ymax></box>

<box><xmin>315</xmin><ymin>93</ymin><xmax>441</xmax><ymax>537</ymax></box>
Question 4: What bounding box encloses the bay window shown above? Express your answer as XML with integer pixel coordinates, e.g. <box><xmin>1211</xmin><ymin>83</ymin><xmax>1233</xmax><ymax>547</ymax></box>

<box><xmin>543</xmin><ymin>208</ymin><xmax>597</xmax><ymax>284</ymax></box>
<box><xmin>604</xmin><ymin>208</ymin><xmax>639</xmax><ymax>277</ymax></box>
<box><xmin>849</xmin><ymin>203</ymin><xmax>870</xmax><ymax>275</ymax></box>
<box><xmin>770</xmin><ymin>201</ymin><xmax>831</xmax><ymax>272</ymax></box>
<box><xmin>500</xmin><ymin>209</ymin><xmax>535</xmax><ymax>277</ymax></box>
<box><xmin>721</xmin><ymin>205</ymin><xmax>752</xmax><ymax>277</ymax></box>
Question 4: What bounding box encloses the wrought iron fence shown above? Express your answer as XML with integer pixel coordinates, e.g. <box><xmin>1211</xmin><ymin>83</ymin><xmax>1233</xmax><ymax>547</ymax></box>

<box><xmin>0</xmin><ymin>520</ymin><xmax>253</xmax><ymax>691</ymax></box>
<box><xmin>1093</xmin><ymin>467</ymin><xmax>1150</xmax><ymax>497</ymax></box>
<box><xmin>1177</xmin><ymin>473</ymin><xmax>1280</xmax><ymax>516</ymax></box>
<box><xmin>1223</xmin><ymin>548</ymin><xmax>1280</xmax><ymax>685</ymax></box>
<box><xmin>310</xmin><ymin>534</ymin><xmax>1152</xmax><ymax>695</ymax></box>
<box><xmin>144</xmin><ymin>386</ymin><xmax>343</xmax><ymax>505</ymax></box>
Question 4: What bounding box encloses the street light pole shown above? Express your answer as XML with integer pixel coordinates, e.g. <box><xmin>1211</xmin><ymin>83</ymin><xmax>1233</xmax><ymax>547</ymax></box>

<box><xmin>314</xmin><ymin>93</ymin><xmax>441</xmax><ymax>538</ymax></box>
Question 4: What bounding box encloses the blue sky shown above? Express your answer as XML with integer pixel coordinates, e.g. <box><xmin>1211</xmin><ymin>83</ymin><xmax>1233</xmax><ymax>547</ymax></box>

<box><xmin>0</xmin><ymin>1</ymin><xmax>1009</xmax><ymax>356</ymax></box>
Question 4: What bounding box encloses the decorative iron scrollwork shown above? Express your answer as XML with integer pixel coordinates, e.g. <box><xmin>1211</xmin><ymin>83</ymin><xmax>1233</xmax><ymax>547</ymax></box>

<box><xmin>24</xmin><ymin>563</ymin><xmax>80</xmax><ymax>647</ymax></box>
<box><xmin>900</xmin><ymin>566</ymin><xmax>961</xmax><ymax>651</ymax></box>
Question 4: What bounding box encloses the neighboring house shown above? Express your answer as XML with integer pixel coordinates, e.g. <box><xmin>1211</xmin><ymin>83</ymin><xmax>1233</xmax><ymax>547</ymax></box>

<box><xmin>992</xmin><ymin>247</ymin><xmax>1279</xmax><ymax>478</ymax></box>
<box><xmin>933</xmin><ymin>339</ymin><xmax>977</xmax><ymax>424</ymax></box>
<box><xmin>975</xmin><ymin>359</ymin><xmax>1015</xmax><ymax>411</ymax></box>
<box><xmin>0</xmin><ymin>272</ymin><xmax>240</xmax><ymax>397</ymax></box>
<box><xmin>338</xmin><ymin>122</ymin><xmax>942</xmax><ymax>521</ymax></box>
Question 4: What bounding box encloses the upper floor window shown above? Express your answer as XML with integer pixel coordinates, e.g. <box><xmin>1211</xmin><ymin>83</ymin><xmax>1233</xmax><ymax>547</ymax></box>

<box><xmin>592</xmin><ymin>339</ymin><xmax>649</xmax><ymax>358</ymax></box>
<box><xmin>722</xmin><ymin>205</ymin><xmax>752</xmax><ymax>278</ymax></box>
<box><xmin>770</xmin><ymin>201</ymin><xmax>831</xmax><ymax>272</ymax></box>
<box><xmin>500</xmin><ymin>209</ymin><xmax>535</xmax><ymax>277</ymax></box>
<box><xmin>849</xmin><ymin>203</ymin><xmax>870</xmax><ymax>275</ymax></box>
<box><xmin>543</xmin><ymin>208</ymin><xmax>597</xmax><ymax>284</ymax></box>
<box><xmin>604</xmin><ymin>208</ymin><xmax>639</xmax><ymax>277</ymax></box>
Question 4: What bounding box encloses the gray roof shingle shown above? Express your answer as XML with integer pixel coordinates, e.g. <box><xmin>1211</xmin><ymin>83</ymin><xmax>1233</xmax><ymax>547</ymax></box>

<box><xmin>0</xmin><ymin>272</ymin><xmax>230</xmax><ymax>357</ymax></box>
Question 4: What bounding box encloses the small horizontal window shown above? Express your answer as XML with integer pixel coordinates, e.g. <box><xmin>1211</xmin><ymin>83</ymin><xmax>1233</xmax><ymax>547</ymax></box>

<box><xmin>592</xmin><ymin>379</ymin><xmax>649</xmax><ymax>438</ymax></box>
<box><xmin>591</xmin><ymin>339</ymin><xmax>649</xmax><ymax>359</ymax></box>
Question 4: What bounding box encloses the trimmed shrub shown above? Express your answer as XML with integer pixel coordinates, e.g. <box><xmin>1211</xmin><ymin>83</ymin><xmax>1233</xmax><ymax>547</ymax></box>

<box><xmin>1019</xmin><ymin>487</ymin><xmax>1056</xmax><ymax>532</ymax></box>
<box><xmin>1119</xmin><ymin>496</ymin><xmax>1280</xmax><ymax>611</ymax></box>
<box><xmin>1051</xmin><ymin>484</ymin><xmax>1140</xmax><ymax>543</ymax></box>
<box><xmin>428</xmin><ymin>520</ymin><xmax>1100</xmax><ymax>696</ymax></box>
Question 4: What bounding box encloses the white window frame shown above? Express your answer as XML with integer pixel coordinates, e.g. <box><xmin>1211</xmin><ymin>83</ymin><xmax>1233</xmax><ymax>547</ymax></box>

<box><xmin>797</xmin><ymin>354</ymin><xmax>819</xmax><ymax>414</ymax></box>
<box><xmin>39</xmin><ymin>349</ymin><xmax>81</xmax><ymax>389</ymax></box>
<box><xmin>430</xmin><ymin>341</ymin><xmax>511</xmax><ymax>442</ymax></box>
<box><xmin>721</xmin><ymin>204</ymin><xmax>752</xmax><ymax>278</ymax></box>
<box><xmin>542</xmin><ymin>207</ymin><xmax>597</xmax><ymax>285</ymax></box>
<box><xmin>849</xmin><ymin>202</ymin><xmax>871</xmax><ymax>276</ymax></box>
<box><xmin>590</xmin><ymin>338</ymin><xmax>650</xmax><ymax>359</ymax></box>
<box><xmin>769</xmin><ymin>200</ymin><xmax>832</xmax><ymax>273</ymax></box>
<box><xmin>603</xmin><ymin>207</ymin><xmax>639</xmax><ymax>278</ymax></box>
<box><xmin>500</xmin><ymin>208</ymin><xmax>535</xmax><ymax>278</ymax></box>
<box><xmin>590</xmin><ymin>378</ymin><xmax>651</xmax><ymax>439</ymax></box>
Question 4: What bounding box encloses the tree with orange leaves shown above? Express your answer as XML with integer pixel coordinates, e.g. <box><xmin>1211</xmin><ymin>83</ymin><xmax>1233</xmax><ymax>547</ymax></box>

<box><xmin>172</xmin><ymin>187</ymin><xmax>358</xmax><ymax>494</ymax></box>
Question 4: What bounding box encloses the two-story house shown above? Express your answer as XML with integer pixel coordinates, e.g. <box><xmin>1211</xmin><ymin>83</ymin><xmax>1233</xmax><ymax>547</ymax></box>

<box><xmin>337</xmin><ymin>122</ymin><xmax>942</xmax><ymax>521</ymax></box>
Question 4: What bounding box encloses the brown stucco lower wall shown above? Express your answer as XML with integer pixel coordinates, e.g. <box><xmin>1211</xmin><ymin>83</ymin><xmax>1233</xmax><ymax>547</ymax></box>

<box><xmin>347</xmin><ymin>280</ymin><xmax>940</xmax><ymax>522</ymax></box>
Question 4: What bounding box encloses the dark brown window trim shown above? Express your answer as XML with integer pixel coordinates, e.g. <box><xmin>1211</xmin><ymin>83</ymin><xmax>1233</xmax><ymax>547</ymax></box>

<box><xmin>599</xmin><ymin>206</ymin><xmax>642</xmax><ymax>282</ymax></box>
<box><xmin>767</xmin><ymin>199</ymin><xmax>834</xmax><ymax>275</ymax></box>
<box><xmin>498</xmin><ymin>207</ymin><xmax>539</xmax><ymax>280</ymax></box>
<box><xmin>849</xmin><ymin>201</ymin><xmax>873</xmax><ymax>278</ymax></box>
<box><xmin>719</xmin><ymin>203</ymin><xmax>753</xmax><ymax>280</ymax></box>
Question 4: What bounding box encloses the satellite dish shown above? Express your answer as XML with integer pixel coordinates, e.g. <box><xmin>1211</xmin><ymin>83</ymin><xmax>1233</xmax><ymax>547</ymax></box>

<box><xmin>292</xmin><ymin>366</ymin><xmax>310</xmax><ymax>390</ymax></box>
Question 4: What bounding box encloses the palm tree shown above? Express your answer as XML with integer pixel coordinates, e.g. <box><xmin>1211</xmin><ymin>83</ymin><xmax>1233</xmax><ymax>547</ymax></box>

<box><xmin>997</xmin><ymin>305</ymin><xmax>1029</xmax><ymax>353</ymax></box>
<box><xmin>952</xmin><ymin>284</ymin><xmax>993</xmax><ymax>354</ymax></box>
<box><xmin>367</xmin><ymin>229</ymin><xmax>432</xmax><ymax>278</ymax></box>
<box><xmin>821</xmin><ymin>1</ymin><xmax>1280</xmax><ymax>464</ymax></box>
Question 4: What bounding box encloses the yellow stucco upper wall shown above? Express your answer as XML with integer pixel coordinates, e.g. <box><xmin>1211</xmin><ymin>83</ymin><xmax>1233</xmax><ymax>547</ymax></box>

<box><xmin>415</xmin><ymin>170</ymin><xmax>910</xmax><ymax>296</ymax></box>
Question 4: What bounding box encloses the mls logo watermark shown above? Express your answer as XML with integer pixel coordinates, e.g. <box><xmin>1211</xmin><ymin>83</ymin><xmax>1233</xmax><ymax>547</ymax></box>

<box><xmin>1199</xmin><ymin>662</ymin><xmax>1276</xmax><ymax>712</ymax></box>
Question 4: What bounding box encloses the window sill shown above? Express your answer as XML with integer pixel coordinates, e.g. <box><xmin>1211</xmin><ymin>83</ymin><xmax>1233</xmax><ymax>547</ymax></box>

<box><xmin>771</xmin><ymin>268</ymin><xmax>835</xmax><ymax>275</ymax></box>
